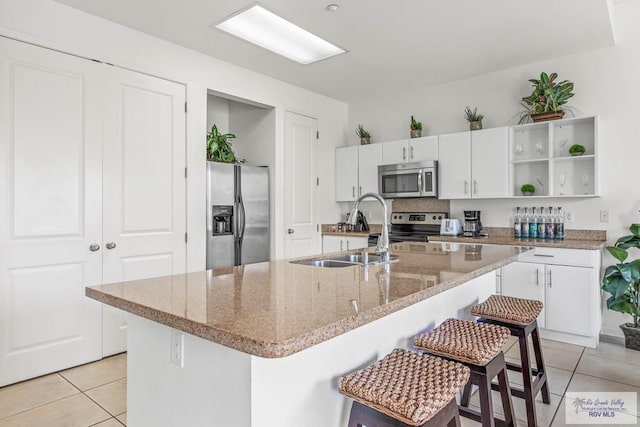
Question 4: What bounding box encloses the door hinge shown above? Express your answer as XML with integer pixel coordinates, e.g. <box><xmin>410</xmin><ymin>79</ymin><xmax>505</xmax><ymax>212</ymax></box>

<box><xmin>184</xmin><ymin>102</ymin><xmax>188</xmax><ymax>113</ymax></box>
<box><xmin>184</xmin><ymin>167</ymin><xmax>188</xmax><ymax>178</ymax></box>
<box><xmin>317</xmin><ymin>224</ymin><xmax>319</xmax><ymax>232</ymax></box>
<box><xmin>316</xmin><ymin>177</ymin><xmax>319</xmax><ymax>186</ymax></box>
<box><xmin>184</xmin><ymin>232</ymin><xmax>188</xmax><ymax>243</ymax></box>
<box><xmin>316</xmin><ymin>130</ymin><xmax>319</xmax><ymax>139</ymax></box>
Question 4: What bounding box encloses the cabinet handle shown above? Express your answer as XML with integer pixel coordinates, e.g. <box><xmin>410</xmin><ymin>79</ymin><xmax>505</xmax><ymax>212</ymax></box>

<box><xmin>548</xmin><ymin>269</ymin><xmax>552</xmax><ymax>287</ymax></box>
<box><xmin>464</xmin><ymin>180</ymin><xmax>469</xmax><ymax>194</ymax></box>
<box><xmin>359</xmin><ymin>186</ymin><xmax>362</xmax><ymax>196</ymax></box>
<box><xmin>402</xmin><ymin>147</ymin><xmax>407</xmax><ymax>161</ymax></box>
<box><xmin>352</xmin><ymin>186</ymin><xmax>356</xmax><ymax>198</ymax></box>
<box><xmin>534</xmin><ymin>254</ymin><xmax>555</xmax><ymax>258</ymax></box>
<box><xmin>89</xmin><ymin>243</ymin><xmax>100</xmax><ymax>252</ymax></box>
<box><xmin>473</xmin><ymin>180</ymin><xmax>478</xmax><ymax>195</ymax></box>
<box><xmin>410</xmin><ymin>145</ymin><xmax>414</xmax><ymax>160</ymax></box>
<box><xmin>346</xmin><ymin>240</ymin><xmax>350</xmax><ymax>250</ymax></box>
<box><xmin>340</xmin><ymin>240</ymin><xmax>343</xmax><ymax>251</ymax></box>
<box><xmin>535</xmin><ymin>268</ymin><xmax>539</xmax><ymax>286</ymax></box>
<box><xmin>105</xmin><ymin>241</ymin><xmax>116</xmax><ymax>250</ymax></box>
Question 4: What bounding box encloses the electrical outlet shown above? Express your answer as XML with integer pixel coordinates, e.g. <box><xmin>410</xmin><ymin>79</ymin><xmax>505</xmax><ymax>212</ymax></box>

<box><xmin>565</xmin><ymin>211</ymin><xmax>574</xmax><ymax>223</ymax></box>
<box><xmin>600</xmin><ymin>210</ymin><xmax>609</xmax><ymax>223</ymax></box>
<box><xmin>170</xmin><ymin>330</ymin><xmax>184</xmax><ymax>367</ymax></box>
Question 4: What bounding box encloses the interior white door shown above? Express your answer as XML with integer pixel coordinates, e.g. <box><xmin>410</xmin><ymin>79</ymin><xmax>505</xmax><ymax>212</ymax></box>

<box><xmin>101</xmin><ymin>67</ymin><xmax>186</xmax><ymax>356</ymax></box>
<box><xmin>284</xmin><ymin>112</ymin><xmax>319</xmax><ymax>258</ymax></box>
<box><xmin>0</xmin><ymin>38</ymin><xmax>103</xmax><ymax>386</ymax></box>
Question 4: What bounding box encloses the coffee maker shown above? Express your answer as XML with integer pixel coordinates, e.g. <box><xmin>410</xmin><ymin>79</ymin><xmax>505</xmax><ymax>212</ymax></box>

<box><xmin>463</xmin><ymin>210</ymin><xmax>483</xmax><ymax>237</ymax></box>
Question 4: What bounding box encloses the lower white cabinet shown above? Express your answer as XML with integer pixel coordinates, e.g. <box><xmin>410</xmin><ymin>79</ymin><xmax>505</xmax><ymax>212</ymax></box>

<box><xmin>500</xmin><ymin>248</ymin><xmax>600</xmax><ymax>347</ymax></box>
<box><xmin>322</xmin><ymin>235</ymin><xmax>369</xmax><ymax>253</ymax></box>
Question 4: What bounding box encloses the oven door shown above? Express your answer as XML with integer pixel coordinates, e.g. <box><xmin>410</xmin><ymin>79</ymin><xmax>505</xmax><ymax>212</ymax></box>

<box><xmin>378</xmin><ymin>166</ymin><xmax>422</xmax><ymax>198</ymax></box>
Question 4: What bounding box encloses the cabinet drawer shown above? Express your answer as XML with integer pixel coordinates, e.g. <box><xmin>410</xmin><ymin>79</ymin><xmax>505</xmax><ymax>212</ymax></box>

<box><xmin>519</xmin><ymin>247</ymin><xmax>597</xmax><ymax>268</ymax></box>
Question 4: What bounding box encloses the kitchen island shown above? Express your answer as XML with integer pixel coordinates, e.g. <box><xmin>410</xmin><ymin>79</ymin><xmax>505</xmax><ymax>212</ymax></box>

<box><xmin>86</xmin><ymin>242</ymin><xmax>529</xmax><ymax>427</ymax></box>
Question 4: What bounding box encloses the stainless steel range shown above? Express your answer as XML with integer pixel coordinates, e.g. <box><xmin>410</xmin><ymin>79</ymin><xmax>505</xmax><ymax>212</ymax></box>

<box><xmin>368</xmin><ymin>211</ymin><xmax>448</xmax><ymax>245</ymax></box>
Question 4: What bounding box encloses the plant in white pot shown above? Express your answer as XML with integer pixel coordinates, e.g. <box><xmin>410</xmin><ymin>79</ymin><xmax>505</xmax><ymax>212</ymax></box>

<box><xmin>602</xmin><ymin>223</ymin><xmax>640</xmax><ymax>350</ymax></box>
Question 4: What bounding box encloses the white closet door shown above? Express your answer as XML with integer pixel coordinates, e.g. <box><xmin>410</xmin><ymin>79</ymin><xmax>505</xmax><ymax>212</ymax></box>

<box><xmin>0</xmin><ymin>38</ymin><xmax>103</xmax><ymax>386</ymax></box>
<box><xmin>101</xmin><ymin>67</ymin><xmax>186</xmax><ymax>356</ymax></box>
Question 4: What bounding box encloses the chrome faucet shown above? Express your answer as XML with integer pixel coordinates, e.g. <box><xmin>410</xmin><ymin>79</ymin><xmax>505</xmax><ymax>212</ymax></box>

<box><xmin>349</xmin><ymin>192</ymin><xmax>390</xmax><ymax>263</ymax></box>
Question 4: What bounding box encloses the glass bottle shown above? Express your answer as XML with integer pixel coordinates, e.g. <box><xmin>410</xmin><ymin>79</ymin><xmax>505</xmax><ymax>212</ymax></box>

<box><xmin>546</xmin><ymin>207</ymin><xmax>556</xmax><ymax>239</ymax></box>
<box><xmin>529</xmin><ymin>207</ymin><xmax>538</xmax><ymax>239</ymax></box>
<box><xmin>556</xmin><ymin>207</ymin><xmax>565</xmax><ymax>240</ymax></box>
<box><xmin>537</xmin><ymin>206</ymin><xmax>546</xmax><ymax>239</ymax></box>
<box><xmin>514</xmin><ymin>207</ymin><xmax>522</xmax><ymax>238</ymax></box>
<box><xmin>522</xmin><ymin>207</ymin><xmax>530</xmax><ymax>239</ymax></box>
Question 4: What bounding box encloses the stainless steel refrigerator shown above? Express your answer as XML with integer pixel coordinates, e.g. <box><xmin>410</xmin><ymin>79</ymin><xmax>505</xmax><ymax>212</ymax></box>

<box><xmin>206</xmin><ymin>162</ymin><xmax>269</xmax><ymax>270</ymax></box>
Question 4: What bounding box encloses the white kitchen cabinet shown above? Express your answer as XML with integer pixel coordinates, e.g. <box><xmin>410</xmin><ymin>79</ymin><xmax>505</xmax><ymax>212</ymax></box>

<box><xmin>438</xmin><ymin>132</ymin><xmax>471</xmax><ymax>199</ymax></box>
<box><xmin>322</xmin><ymin>235</ymin><xmax>369</xmax><ymax>253</ymax></box>
<box><xmin>335</xmin><ymin>146</ymin><xmax>358</xmax><ymax>201</ymax></box>
<box><xmin>509</xmin><ymin>116</ymin><xmax>598</xmax><ymax>197</ymax></box>
<box><xmin>438</xmin><ymin>128</ymin><xmax>508</xmax><ymax>199</ymax></box>
<box><xmin>358</xmin><ymin>143</ymin><xmax>382</xmax><ymax>196</ymax></box>
<box><xmin>499</xmin><ymin>247</ymin><xmax>600</xmax><ymax>347</ymax></box>
<box><xmin>381</xmin><ymin>136</ymin><xmax>438</xmax><ymax>165</ymax></box>
<box><xmin>335</xmin><ymin>144</ymin><xmax>382</xmax><ymax>201</ymax></box>
<box><xmin>0</xmin><ymin>37</ymin><xmax>187</xmax><ymax>386</ymax></box>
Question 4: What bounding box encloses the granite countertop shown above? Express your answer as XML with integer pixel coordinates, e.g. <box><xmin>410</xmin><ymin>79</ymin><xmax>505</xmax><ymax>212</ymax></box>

<box><xmin>86</xmin><ymin>242</ymin><xmax>529</xmax><ymax>358</ymax></box>
<box><xmin>429</xmin><ymin>227</ymin><xmax>606</xmax><ymax>250</ymax></box>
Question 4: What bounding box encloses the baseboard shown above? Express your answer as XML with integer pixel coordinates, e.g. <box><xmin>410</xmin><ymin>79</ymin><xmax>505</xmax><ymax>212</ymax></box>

<box><xmin>599</xmin><ymin>333</ymin><xmax>625</xmax><ymax>346</ymax></box>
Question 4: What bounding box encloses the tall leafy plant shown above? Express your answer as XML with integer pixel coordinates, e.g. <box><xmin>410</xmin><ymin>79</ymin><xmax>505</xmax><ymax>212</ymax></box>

<box><xmin>521</xmin><ymin>72</ymin><xmax>574</xmax><ymax>114</ymax></box>
<box><xmin>207</xmin><ymin>124</ymin><xmax>237</xmax><ymax>163</ymax></box>
<box><xmin>602</xmin><ymin>224</ymin><xmax>640</xmax><ymax>328</ymax></box>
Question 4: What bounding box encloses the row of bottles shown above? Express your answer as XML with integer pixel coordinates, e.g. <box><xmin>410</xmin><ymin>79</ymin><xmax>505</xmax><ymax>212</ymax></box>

<box><xmin>514</xmin><ymin>207</ymin><xmax>565</xmax><ymax>239</ymax></box>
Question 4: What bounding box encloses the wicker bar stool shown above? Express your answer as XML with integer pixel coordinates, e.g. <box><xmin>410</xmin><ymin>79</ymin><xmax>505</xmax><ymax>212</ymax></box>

<box><xmin>414</xmin><ymin>318</ymin><xmax>516</xmax><ymax>427</ymax></box>
<box><xmin>470</xmin><ymin>295</ymin><xmax>550</xmax><ymax>427</ymax></box>
<box><xmin>339</xmin><ymin>348</ymin><xmax>470</xmax><ymax>427</ymax></box>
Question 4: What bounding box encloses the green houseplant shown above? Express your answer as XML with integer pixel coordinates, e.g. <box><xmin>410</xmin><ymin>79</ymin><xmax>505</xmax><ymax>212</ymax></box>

<box><xmin>356</xmin><ymin>124</ymin><xmax>371</xmax><ymax>145</ymax></box>
<box><xmin>464</xmin><ymin>106</ymin><xmax>484</xmax><ymax>131</ymax></box>
<box><xmin>602</xmin><ymin>223</ymin><xmax>640</xmax><ymax>350</ymax></box>
<box><xmin>569</xmin><ymin>144</ymin><xmax>586</xmax><ymax>156</ymax></box>
<box><xmin>207</xmin><ymin>124</ymin><xmax>237</xmax><ymax>163</ymax></box>
<box><xmin>410</xmin><ymin>116</ymin><xmax>422</xmax><ymax>138</ymax></box>
<box><xmin>520</xmin><ymin>184</ymin><xmax>535</xmax><ymax>196</ymax></box>
<box><xmin>518</xmin><ymin>72</ymin><xmax>575</xmax><ymax>123</ymax></box>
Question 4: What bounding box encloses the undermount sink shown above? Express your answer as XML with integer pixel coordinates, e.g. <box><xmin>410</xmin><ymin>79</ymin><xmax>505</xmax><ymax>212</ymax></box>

<box><xmin>292</xmin><ymin>253</ymin><xmax>398</xmax><ymax>268</ymax></box>
<box><xmin>295</xmin><ymin>259</ymin><xmax>360</xmax><ymax>268</ymax></box>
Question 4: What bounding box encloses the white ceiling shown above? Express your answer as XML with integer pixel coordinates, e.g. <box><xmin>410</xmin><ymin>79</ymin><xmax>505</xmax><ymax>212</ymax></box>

<box><xmin>54</xmin><ymin>0</ymin><xmax>615</xmax><ymax>102</ymax></box>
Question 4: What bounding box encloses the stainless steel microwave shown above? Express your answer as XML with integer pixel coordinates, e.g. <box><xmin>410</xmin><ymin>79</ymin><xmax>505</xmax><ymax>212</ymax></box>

<box><xmin>378</xmin><ymin>161</ymin><xmax>438</xmax><ymax>198</ymax></box>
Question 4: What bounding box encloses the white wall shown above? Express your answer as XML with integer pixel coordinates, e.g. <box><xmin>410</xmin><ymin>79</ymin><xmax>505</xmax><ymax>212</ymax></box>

<box><xmin>0</xmin><ymin>0</ymin><xmax>348</xmax><ymax>267</ymax></box>
<box><xmin>347</xmin><ymin>1</ymin><xmax>639</xmax><ymax>338</ymax></box>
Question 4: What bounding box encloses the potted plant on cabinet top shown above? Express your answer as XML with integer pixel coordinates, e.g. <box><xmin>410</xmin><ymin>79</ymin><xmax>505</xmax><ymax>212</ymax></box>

<box><xmin>602</xmin><ymin>223</ymin><xmax>640</xmax><ymax>351</ymax></box>
<box><xmin>569</xmin><ymin>144</ymin><xmax>586</xmax><ymax>156</ymax></box>
<box><xmin>410</xmin><ymin>116</ymin><xmax>422</xmax><ymax>138</ymax></box>
<box><xmin>518</xmin><ymin>72</ymin><xmax>575</xmax><ymax>124</ymax></box>
<box><xmin>356</xmin><ymin>124</ymin><xmax>371</xmax><ymax>145</ymax></box>
<box><xmin>521</xmin><ymin>184</ymin><xmax>535</xmax><ymax>196</ymax></box>
<box><xmin>464</xmin><ymin>106</ymin><xmax>484</xmax><ymax>131</ymax></box>
<box><xmin>207</xmin><ymin>124</ymin><xmax>238</xmax><ymax>163</ymax></box>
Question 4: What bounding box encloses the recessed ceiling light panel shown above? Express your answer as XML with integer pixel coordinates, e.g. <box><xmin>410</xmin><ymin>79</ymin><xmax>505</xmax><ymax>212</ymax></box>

<box><xmin>214</xmin><ymin>4</ymin><xmax>346</xmax><ymax>65</ymax></box>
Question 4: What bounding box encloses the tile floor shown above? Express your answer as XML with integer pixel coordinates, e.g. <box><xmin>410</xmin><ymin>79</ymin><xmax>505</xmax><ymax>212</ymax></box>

<box><xmin>1</xmin><ymin>339</ymin><xmax>639</xmax><ymax>426</ymax></box>
<box><xmin>0</xmin><ymin>353</ymin><xmax>126</xmax><ymax>426</ymax></box>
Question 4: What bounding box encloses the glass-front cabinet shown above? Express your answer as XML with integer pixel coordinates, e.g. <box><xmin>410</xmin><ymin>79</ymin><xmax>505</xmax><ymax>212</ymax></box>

<box><xmin>509</xmin><ymin>116</ymin><xmax>598</xmax><ymax>198</ymax></box>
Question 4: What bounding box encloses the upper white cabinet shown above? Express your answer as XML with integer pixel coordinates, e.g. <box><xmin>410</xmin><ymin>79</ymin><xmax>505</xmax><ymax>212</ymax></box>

<box><xmin>335</xmin><ymin>144</ymin><xmax>382</xmax><ymax>202</ymax></box>
<box><xmin>438</xmin><ymin>132</ymin><xmax>471</xmax><ymax>199</ymax></box>
<box><xmin>509</xmin><ymin>116</ymin><xmax>598</xmax><ymax>197</ymax></box>
<box><xmin>439</xmin><ymin>128</ymin><xmax>508</xmax><ymax>199</ymax></box>
<box><xmin>381</xmin><ymin>136</ymin><xmax>438</xmax><ymax>165</ymax></box>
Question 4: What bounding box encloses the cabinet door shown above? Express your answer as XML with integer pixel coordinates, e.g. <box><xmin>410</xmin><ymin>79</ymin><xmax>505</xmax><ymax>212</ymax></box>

<box><xmin>358</xmin><ymin>144</ymin><xmax>382</xmax><ymax>196</ymax></box>
<box><xmin>409</xmin><ymin>136</ymin><xmax>439</xmax><ymax>162</ymax></box>
<box><xmin>335</xmin><ymin>146</ymin><xmax>358</xmax><ymax>201</ymax></box>
<box><xmin>0</xmin><ymin>38</ymin><xmax>103</xmax><ymax>386</ymax></box>
<box><xmin>545</xmin><ymin>265</ymin><xmax>594</xmax><ymax>336</ymax></box>
<box><xmin>471</xmin><ymin>127</ymin><xmax>509</xmax><ymax>198</ymax></box>
<box><xmin>322</xmin><ymin>236</ymin><xmax>344</xmax><ymax>253</ymax></box>
<box><xmin>346</xmin><ymin>237</ymin><xmax>369</xmax><ymax>250</ymax></box>
<box><xmin>101</xmin><ymin>67</ymin><xmax>187</xmax><ymax>356</ymax></box>
<box><xmin>381</xmin><ymin>139</ymin><xmax>409</xmax><ymax>165</ymax></box>
<box><xmin>501</xmin><ymin>262</ymin><xmax>546</xmax><ymax>327</ymax></box>
<box><xmin>438</xmin><ymin>132</ymin><xmax>471</xmax><ymax>199</ymax></box>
